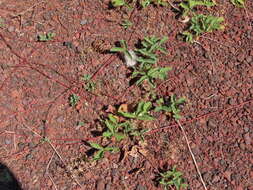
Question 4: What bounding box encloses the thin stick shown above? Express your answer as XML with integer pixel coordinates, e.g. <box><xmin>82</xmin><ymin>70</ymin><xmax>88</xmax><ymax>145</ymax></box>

<box><xmin>48</xmin><ymin>174</ymin><xmax>58</xmax><ymax>190</ymax></box>
<box><xmin>176</xmin><ymin>120</ymin><xmax>208</xmax><ymax>190</ymax></box>
<box><xmin>45</xmin><ymin>152</ymin><xmax>58</xmax><ymax>190</ymax></box>
<box><xmin>22</xmin><ymin>124</ymin><xmax>83</xmax><ymax>188</ymax></box>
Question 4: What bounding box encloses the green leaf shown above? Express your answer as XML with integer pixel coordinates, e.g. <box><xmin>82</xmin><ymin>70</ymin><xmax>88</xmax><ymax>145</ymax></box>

<box><xmin>89</xmin><ymin>142</ymin><xmax>103</xmax><ymax>150</ymax></box>
<box><xmin>102</xmin><ymin>131</ymin><xmax>113</xmax><ymax>138</ymax></box>
<box><xmin>114</xmin><ymin>132</ymin><xmax>126</xmax><ymax>141</ymax></box>
<box><xmin>93</xmin><ymin>150</ymin><xmax>104</xmax><ymax>160</ymax></box>
<box><xmin>137</xmin><ymin>114</ymin><xmax>155</xmax><ymax>121</ymax></box>
<box><xmin>118</xmin><ymin>111</ymin><xmax>136</xmax><ymax>119</ymax></box>
<box><xmin>110</xmin><ymin>47</ymin><xmax>125</xmax><ymax>52</ymax></box>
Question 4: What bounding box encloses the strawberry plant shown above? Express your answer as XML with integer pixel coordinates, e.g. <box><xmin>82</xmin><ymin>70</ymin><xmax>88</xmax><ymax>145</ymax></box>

<box><xmin>118</xmin><ymin>101</ymin><xmax>155</xmax><ymax>120</ymax></box>
<box><xmin>158</xmin><ymin>166</ymin><xmax>187</xmax><ymax>190</ymax></box>
<box><xmin>155</xmin><ymin>95</ymin><xmax>186</xmax><ymax>120</ymax></box>
<box><xmin>131</xmin><ymin>67</ymin><xmax>172</xmax><ymax>88</ymax></box>
<box><xmin>102</xmin><ymin>114</ymin><xmax>130</xmax><ymax>141</ymax></box>
<box><xmin>180</xmin><ymin>0</ymin><xmax>215</xmax><ymax>17</ymax></box>
<box><xmin>140</xmin><ymin>0</ymin><xmax>168</xmax><ymax>8</ymax></box>
<box><xmin>89</xmin><ymin>142</ymin><xmax>120</xmax><ymax>161</ymax></box>
<box><xmin>183</xmin><ymin>14</ymin><xmax>225</xmax><ymax>42</ymax></box>
<box><xmin>135</xmin><ymin>36</ymin><xmax>168</xmax><ymax>70</ymax></box>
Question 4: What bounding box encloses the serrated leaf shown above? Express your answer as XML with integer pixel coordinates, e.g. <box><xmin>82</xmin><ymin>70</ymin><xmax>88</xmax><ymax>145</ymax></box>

<box><xmin>102</xmin><ymin>131</ymin><xmax>113</xmax><ymax>138</ymax></box>
<box><xmin>89</xmin><ymin>142</ymin><xmax>103</xmax><ymax>150</ymax></box>
<box><xmin>118</xmin><ymin>111</ymin><xmax>136</xmax><ymax>118</ymax></box>
<box><xmin>93</xmin><ymin>150</ymin><xmax>104</xmax><ymax>160</ymax></box>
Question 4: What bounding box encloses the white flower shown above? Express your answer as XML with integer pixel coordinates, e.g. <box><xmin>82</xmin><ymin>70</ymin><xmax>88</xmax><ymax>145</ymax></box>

<box><xmin>124</xmin><ymin>50</ymin><xmax>137</xmax><ymax>67</ymax></box>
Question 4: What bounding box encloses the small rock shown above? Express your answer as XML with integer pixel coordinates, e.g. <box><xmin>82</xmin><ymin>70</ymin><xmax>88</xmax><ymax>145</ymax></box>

<box><xmin>5</xmin><ymin>139</ymin><xmax>11</xmax><ymax>145</ymax></box>
<box><xmin>18</xmin><ymin>142</ymin><xmax>26</xmax><ymax>150</ymax></box>
<box><xmin>243</xmin><ymin>133</ymin><xmax>251</xmax><ymax>145</ymax></box>
<box><xmin>56</xmin><ymin>115</ymin><xmax>65</xmax><ymax>123</ymax></box>
<box><xmin>26</xmin><ymin>153</ymin><xmax>33</xmax><ymax>160</ymax></box>
<box><xmin>135</xmin><ymin>184</ymin><xmax>147</xmax><ymax>190</ymax></box>
<box><xmin>246</xmin><ymin>56</ymin><xmax>252</xmax><ymax>63</ymax></box>
<box><xmin>96</xmin><ymin>180</ymin><xmax>105</xmax><ymax>190</ymax></box>
<box><xmin>207</xmin><ymin>118</ymin><xmax>217</xmax><ymax>128</ymax></box>
<box><xmin>212</xmin><ymin>175</ymin><xmax>220</xmax><ymax>183</ymax></box>
<box><xmin>8</xmin><ymin>26</ymin><xmax>15</xmax><ymax>32</ymax></box>
<box><xmin>105</xmin><ymin>183</ymin><xmax>111</xmax><ymax>190</ymax></box>
<box><xmin>80</xmin><ymin>19</ymin><xmax>88</xmax><ymax>25</ymax></box>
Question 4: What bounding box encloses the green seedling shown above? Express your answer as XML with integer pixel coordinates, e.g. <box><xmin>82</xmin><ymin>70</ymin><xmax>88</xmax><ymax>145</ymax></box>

<box><xmin>140</xmin><ymin>0</ymin><xmax>168</xmax><ymax>8</ymax></box>
<box><xmin>183</xmin><ymin>14</ymin><xmax>225</xmax><ymax>42</ymax></box>
<box><xmin>89</xmin><ymin>142</ymin><xmax>120</xmax><ymax>161</ymax></box>
<box><xmin>230</xmin><ymin>0</ymin><xmax>245</xmax><ymax>7</ymax></box>
<box><xmin>158</xmin><ymin>166</ymin><xmax>187</xmax><ymax>190</ymax></box>
<box><xmin>135</xmin><ymin>36</ymin><xmax>168</xmax><ymax>70</ymax></box>
<box><xmin>120</xmin><ymin>19</ymin><xmax>133</xmax><ymax>29</ymax></box>
<box><xmin>102</xmin><ymin>114</ymin><xmax>129</xmax><ymax>141</ymax></box>
<box><xmin>118</xmin><ymin>101</ymin><xmax>155</xmax><ymax>120</ymax></box>
<box><xmin>82</xmin><ymin>74</ymin><xmax>96</xmax><ymax>92</ymax></box>
<box><xmin>69</xmin><ymin>94</ymin><xmax>79</xmax><ymax>107</ymax></box>
<box><xmin>180</xmin><ymin>0</ymin><xmax>215</xmax><ymax>17</ymax></box>
<box><xmin>132</xmin><ymin>67</ymin><xmax>172</xmax><ymax>88</ymax></box>
<box><xmin>155</xmin><ymin>95</ymin><xmax>186</xmax><ymax>120</ymax></box>
<box><xmin>37</xmin><ymin>32</ymin><xmax>55</xmax><ymax>42</ymax></box>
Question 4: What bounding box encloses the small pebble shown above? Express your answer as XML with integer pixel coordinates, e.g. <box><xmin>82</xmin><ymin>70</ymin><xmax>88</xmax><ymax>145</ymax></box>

<box><xmin>8</xmin><ymin>26</ymin><xmax>15</xmax><ymax>32</ymax></box>
<box><xmin>5</xmin><ymin>139</ymin><xmax>12</xmax><ymax>145</ymax></box>
<box><xmin>80</xmin><ymin>19</ymin><xmax>88</xmax><ymax>25</ymax></box>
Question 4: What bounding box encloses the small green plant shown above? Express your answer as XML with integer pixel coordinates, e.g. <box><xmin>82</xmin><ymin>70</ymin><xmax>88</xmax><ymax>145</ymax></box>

<box><xmin>37</xmin><ymin>32</ymin><xmax>55</xmax><ymax>42</ymax></box>
<box><xmin>118</xmin><ymin>101</ymin><xmax>155</xmax><ymax>120</ymax></box>
<box><xmin>69</xmin><ymin>94</ymin><xmax>79</xmax><ymax>107</ymax></box>
<box><xmin>230</xmin><ymin>0</ymin><xmax>245</xmax><ymax>7</ymax></box>
<box><xmin>180</xmin><ymin>0</ymin><xmax>215</xmax><ymax>17</ymax></box>
<box><xmin>140</xmin><ymin>0</ymin><xmax>168</xmax><ymax>8</ymax></box>
<box><xmin>135</xmin><ymin>36</ymin><xmax>168</xmax><ymax>70</ymax></box>
<box><xmin>158</xmin><ymin>166</ymin><xmax>187</xmax><ymax>190</ymax></box>
<box><xmin>102</xmin><ymin>114</ymin><xmax>129</xmax><ymax>141</ymax></box>
<box><xmin>89</xmin><ymin>142</ymin><xmax>120</xmax><ymax>161</ymax></box>
<box><xmin>120</xmin><ymin>19</ymin><xmax>133</xmax><ymax>29</ymax></box>
<box><xmin>155</xmin><ymin>95</ymin><xmax>186</xmax><ymax>120</ymax></box>
<box><xmin>183</xmin><ymin>14</ymin><xmax>225</xmax><ymax>42</ymax></box>
<box><xmin>82</xmin><ymin>74</ymin><xmax>96</xmax><ymax>92</ymax></box>
<box><xmin>132</xmin><ymin>67</ymin><xmax>171</xmax><ymax>88</ymax></box>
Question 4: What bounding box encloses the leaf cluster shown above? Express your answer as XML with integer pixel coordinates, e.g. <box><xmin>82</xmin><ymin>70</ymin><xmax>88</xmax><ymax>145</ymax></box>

<box><xmin>132</xmin><ymin>67</ymin><xmax>172</xmax><ymax>88</ymax></box>
<box><xmin>89</xmin><ymin>142</ymin><xmax>120</xmax><ymax>161</ymax></box>
<box><xmin>183</xmin><ymin>14</ymin><xmax>225</xmax><ymax>42</ymax></box>
<box><xmin>180</xmin><ymin>0</ymin><xmax>215</xmax><ymax>17</ymax></box>
<box><xmin>158</xmin><ymin>166</ymin><xmax>187</xmax><ymax>190</ymax></box>
<box><xmin>37</xmin><ymin>32</ymin><xmax>55</xmax><ymax>42</ymax></box>
<box><xmin>118</xmin><ymin>101</ymin><xmax>155</xmax><ymax>120</ymax></box>
<box><xmin>69</xmin><ymin>94</ymin><xmax>79</xmax><ymax>107</ymax></box>
<box><xmin>155</xmin><ymin>95</ymin><xmax>186</xmax><ymax>120</ymax></box>
<box><xmin>82</xmin><ymin>74</ymin><xmax>96</xmax><ymax>92</ymax></box>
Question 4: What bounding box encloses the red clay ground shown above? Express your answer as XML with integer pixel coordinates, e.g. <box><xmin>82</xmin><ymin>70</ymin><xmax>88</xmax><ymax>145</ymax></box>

<box><xmin>0</xmin><ymin>0</ymin><xmax>253</xmax><ymax>190</ymax></box>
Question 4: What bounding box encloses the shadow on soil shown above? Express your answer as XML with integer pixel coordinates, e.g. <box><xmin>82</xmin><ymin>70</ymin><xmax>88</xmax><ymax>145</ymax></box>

<box><xmin>0</xmin><ymin>163</ymin><xmax>22</xmax><ymax>190</ymax></box>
